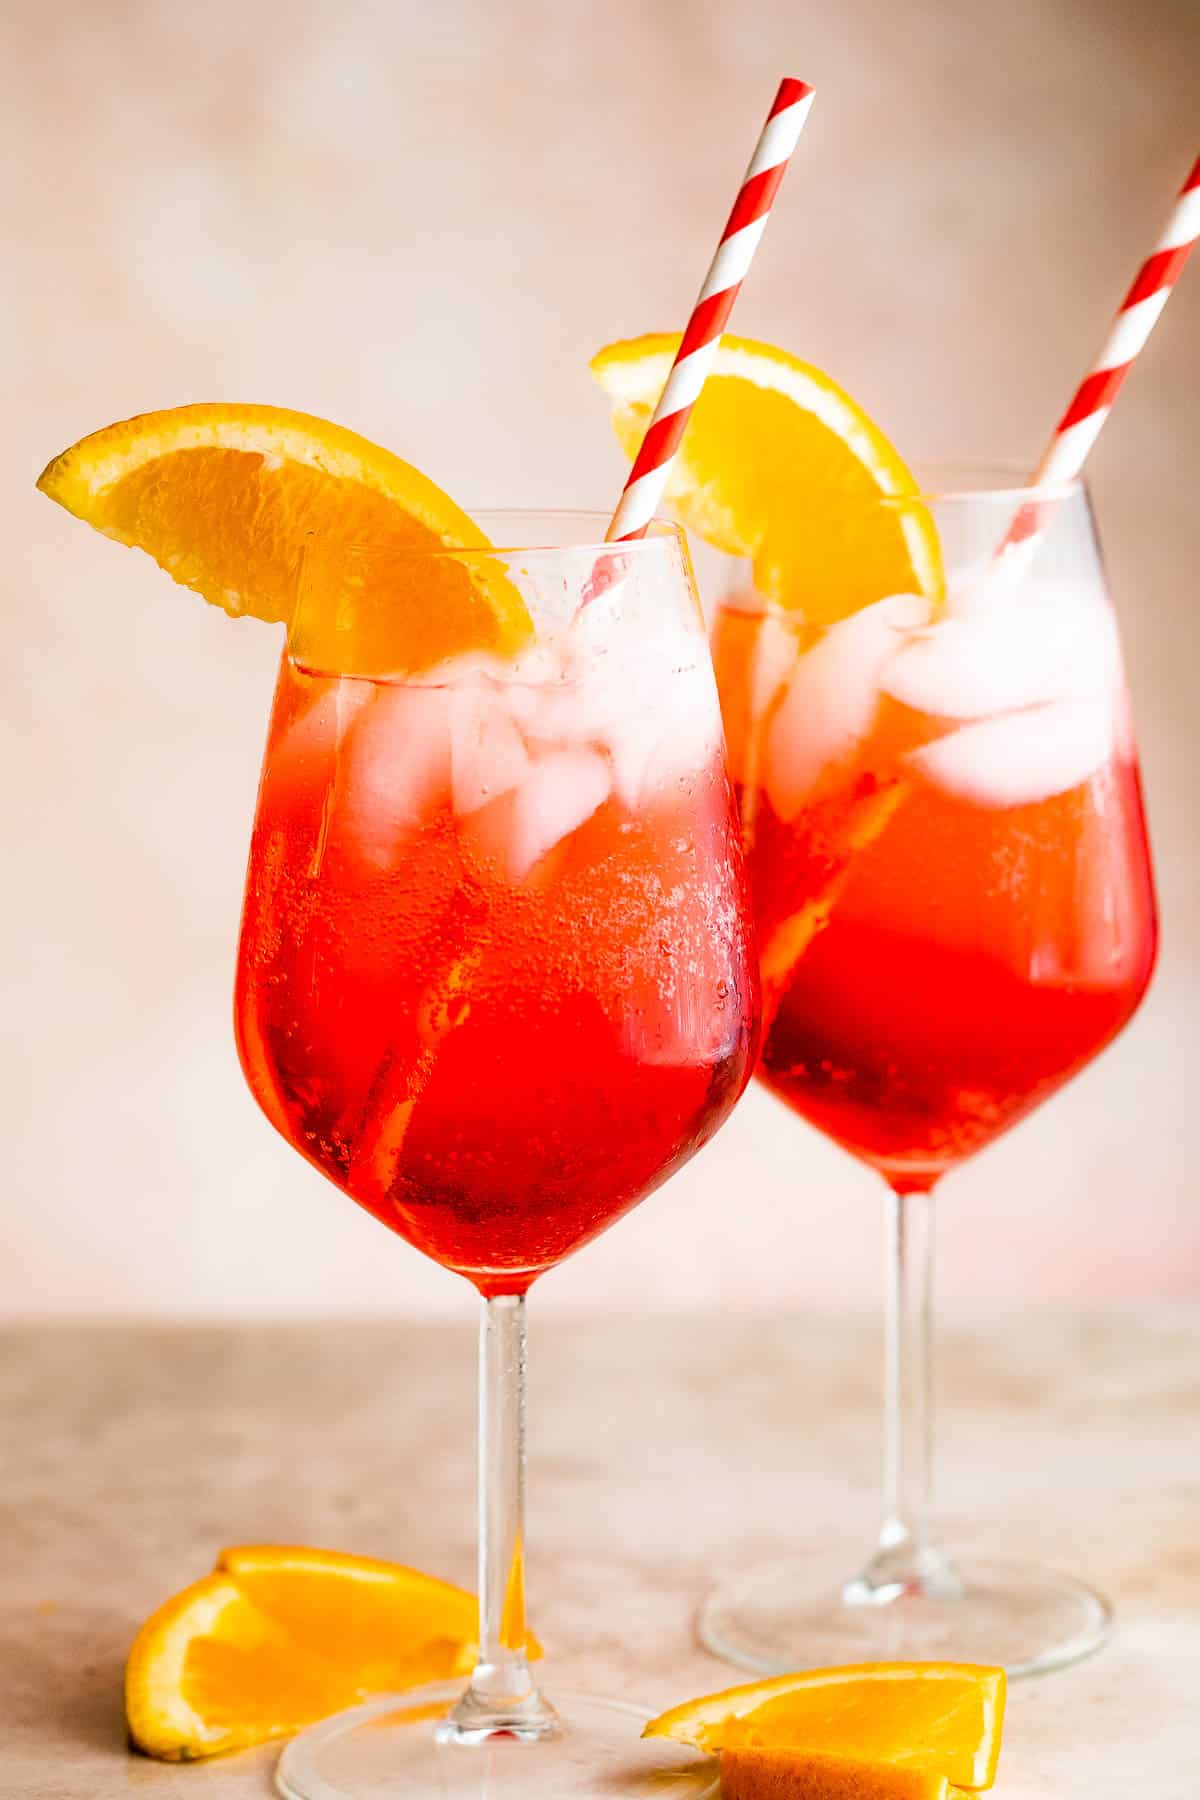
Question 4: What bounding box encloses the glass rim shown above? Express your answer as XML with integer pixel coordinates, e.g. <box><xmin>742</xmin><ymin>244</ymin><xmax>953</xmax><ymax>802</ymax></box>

<box><xmin>312</xmin><ymin>512</ymin><xmax>687</xmax><ymax>560</ymax></box>
<box><xmin>889</xmin><ymin>462</ymin><xmax>1086</xmax><ymax>505</ymax></box>
<box><xmin>301</xmin><ymin>475</ymin><xmax>1089</xmax><ymax>568</ymax></box>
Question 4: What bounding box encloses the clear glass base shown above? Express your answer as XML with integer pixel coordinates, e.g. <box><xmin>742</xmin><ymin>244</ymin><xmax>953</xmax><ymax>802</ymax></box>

<box><xmin>276</xmin><ymin>1683</ymin><xmax>720</xmax><ymax>1800</ymax></box>
<box><xmin>699</xmin><ymin>1554</ymin><xmax>1111</xmax><ymax>1680</ymax></box>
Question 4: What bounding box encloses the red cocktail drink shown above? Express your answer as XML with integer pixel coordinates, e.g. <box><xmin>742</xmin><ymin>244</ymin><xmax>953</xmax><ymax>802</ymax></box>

<box><xmin>713</xmin><ymin>592</ymin><xmax>1156</xmax><ymax>1187</ymax></box>
<box><xmin>237</xmin><ymin>638</ymin><xmax>754</xmax><ymax>1291</ymax></box>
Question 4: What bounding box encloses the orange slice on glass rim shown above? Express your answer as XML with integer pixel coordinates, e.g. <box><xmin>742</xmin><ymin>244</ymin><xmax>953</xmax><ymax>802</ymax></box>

<box><xmin>36</xmin><ymin>403</ymin><xmax>533</xmax><ymax>674</ymax></box>
<box><xmin>644</xmin><ymin>1662</ymin><xmax>1006</xmax><ymax>1792</ymax></box>
<box><xmin>590</xmin><ymin>333</ymin><xmax>943</xmax><ymax>625</ymax></box>
<box><xmin>125</xmin><ymin>1544</ymin><xmax>542</xmax><ymax>1762</ymax></box>
<box><xmin>593</xmin><ymin>334</ymin><xmax>946</xmax><ymax>996</ymax></box>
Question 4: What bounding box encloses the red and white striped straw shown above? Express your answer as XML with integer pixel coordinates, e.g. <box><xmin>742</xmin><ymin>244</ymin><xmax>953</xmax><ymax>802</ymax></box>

<box><xmin>605</xmin><ymin>77</ymin><xmax>814</xmax><ymax>544</ymax></box>
<box><xmin>1004</xmin><ymin>151</ymin><xmax>1200</xmax><ymax>549</ymax></box>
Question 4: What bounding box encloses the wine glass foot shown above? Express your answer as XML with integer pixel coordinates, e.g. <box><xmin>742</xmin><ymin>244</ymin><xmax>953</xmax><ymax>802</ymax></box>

<box><xmin>276</xmin><ymin>1683</ymin><xmax>720</xmax><ymax>1800</ymax></box>
<box><xmin>698</xmin><ymin>1555</ymin><xmax>1111</xmax><ymax>1680</ymax></box>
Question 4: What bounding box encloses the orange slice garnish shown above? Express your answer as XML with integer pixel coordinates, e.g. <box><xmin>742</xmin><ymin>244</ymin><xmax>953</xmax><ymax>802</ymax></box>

<box><xmin>37</xmin><ymin>403</ymin><xmax>532</xmax><ymax>674</ymax></box>
<box><xmin>125</xmin><ymin>1544</ymin><xmax>542</xmax><ymax>1761</ymax></box>
<box><xmin>595</xmin><ymin>337</ymin><xmax>947</xmax><ymax>1008</ymax></box>
<box><xmin>644</xmin><ymin>1663</ymin><xmax>1006</xmax><ymax>1792</ymax></box>
<box><xmin>591</xmin><ymin>333</ymin><xmax>942</xmax><ymax>625</ymax></box>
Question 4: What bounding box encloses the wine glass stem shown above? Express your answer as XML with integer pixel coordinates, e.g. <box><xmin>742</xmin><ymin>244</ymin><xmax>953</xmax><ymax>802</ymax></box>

<box><xmin>848</xmin><ymin>1183</ymin><xmax>962</xmax><ymax>1602</ymax></box>
<box><xmin>441</xmin><ymin>1293</ymin><xmax>559</xmax><ymax>1742</ymax></box>
<box><xmin>882</xmin><ymin>1184</ymin><xmax>934</xmax><ymax>1555</ymax></box>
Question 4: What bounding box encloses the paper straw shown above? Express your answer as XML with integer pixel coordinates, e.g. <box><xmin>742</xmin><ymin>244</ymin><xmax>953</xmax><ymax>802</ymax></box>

<box><xmin>1002</xmin><ymin>151</ymin><xmax>1200</xmax><ymax>552</ymax></box>
<box><xmin>605</xmin><ymin>77</ymin><xmax>814</xmax><ymax>544</ymax></box>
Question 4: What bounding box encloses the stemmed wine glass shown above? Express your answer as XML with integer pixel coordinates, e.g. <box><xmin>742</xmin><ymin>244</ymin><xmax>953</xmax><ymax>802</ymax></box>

<box><xmin>235</xmin><ymin>513</ymin><xmax>758</xmax><ymax>1798</ymax></box>
<box><xmin>700</xmin><ymin>471</ymin><xmax>1157</xmax><ymax>1677</ymax></box>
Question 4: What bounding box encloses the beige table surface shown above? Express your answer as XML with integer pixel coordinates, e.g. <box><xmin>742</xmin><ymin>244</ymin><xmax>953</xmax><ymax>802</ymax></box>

<box><xmin>4</xmin><ymin>1313</ymin><xmax>1198</xmax><ymax>1798</ymax></box>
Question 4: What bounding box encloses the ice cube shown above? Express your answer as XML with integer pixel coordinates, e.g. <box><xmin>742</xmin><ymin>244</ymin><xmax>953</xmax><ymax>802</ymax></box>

<box><xmin>449</xmin><ymin>679</ymin><xmax>531</xmax><ymax>815</ymax></box>
<box><xmin>274</xmin><ymin>679</ymin><xmax>371</xmax><ymax>783</ymax></box>
<box><xmin>502</xmin><ymin>746</ymin><xmax>611</xmax><ymax>880</ymax></box>
<box><xmin>514</xmin><ymin>664</ymin><xmax>599</xmax><ymax>755</ymax></box>
<box><xmin>709</xmin><ymin>602</ymin><xmax>800</xmax><ymax>785</ymax></box>
<box><xmin>630</xmin><ymin>655</ymin><xmax>725</xmax><ymax>806</ymax></box>
<box><xmin>607</xmin><ymin>636</ymin><xmax>722</xmax><ymax>808</ymax></box>
<box><xmin>907</xmin><ymin>696</ymin><xmax>1115</xmax><ymax>808</ymax></box>
<box><xmin>745</xmin><ymin>610</ymin><xmax>800</xmax><ymax>729</ymax></box>
<box><xmin>339</xmin><ymin>683</ymin><xmax>453</xmax><ymax>866</ymax></box>
<box><xmin>525</xmin><ymin>618</ymin><xmax>721</xmax><ymax>810</ymax></box>
<box><xmin>765</xmin><ymin>593</ymin><xmax>932</xmax><ymax>821</ymax></box>
<box><xmin>883</xmin><ymin>578</ymin><xmax>1120</xmax><ymax>720</ymax></box>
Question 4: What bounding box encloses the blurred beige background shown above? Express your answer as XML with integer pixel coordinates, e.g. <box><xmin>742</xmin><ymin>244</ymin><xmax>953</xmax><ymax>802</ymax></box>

<box><xmin>3</xmin><ymin>0</ymin><xmax>1197</xmax><ymax>1321</ymax></box>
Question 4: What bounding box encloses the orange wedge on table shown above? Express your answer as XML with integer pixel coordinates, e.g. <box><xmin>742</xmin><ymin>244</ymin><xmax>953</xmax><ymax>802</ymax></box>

<box><xmin>721</xmin><ymin>1748</ymin><xmax>967</xmax><ymax>1800</ymax></box>
<box><xmin>590</xmin><ymin>333</ymin><xmax>943</xmax><ymax>624</ymax></box>
<box><xmin>37</xmin><ymin>403</ymin><xmax>532</xmax><ymax>673</ymax></box>
<box><xmin>125</xmin><ymin>1545</ymin><xmax>542</xmax><ymax>1762</ymax></box>
<box><xmin>645</xmin><ymin>1663</ymin><xmax>1006</xmax><ymax>1794</ymax></box>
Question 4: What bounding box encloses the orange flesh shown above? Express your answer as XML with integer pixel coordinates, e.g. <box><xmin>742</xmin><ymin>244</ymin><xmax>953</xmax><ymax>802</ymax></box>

<box><xmin>721</xmin><ymin>1748</ymin><xmax>956</xmax><ymax>1800</ymax></box>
